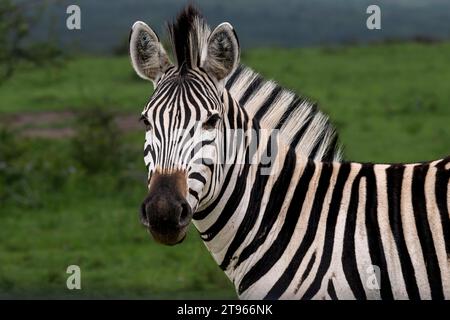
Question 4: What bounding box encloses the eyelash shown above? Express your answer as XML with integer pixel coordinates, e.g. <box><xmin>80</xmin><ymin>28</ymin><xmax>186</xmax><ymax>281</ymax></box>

<box><xmin>202</xmin><ymin>113</ymin><xmax>221</xmax><ymax>130</ymax></box>
<box><xmin>140</xmin><ymin>115</ymin><xmax>152</xmax><ymax>130</ymax></box>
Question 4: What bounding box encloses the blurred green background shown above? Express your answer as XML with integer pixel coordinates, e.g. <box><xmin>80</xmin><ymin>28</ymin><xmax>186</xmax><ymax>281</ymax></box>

<box><xmin>0</xmin><ymin>0</ymin><xmax>449</xmax><ymax>299</ymax></box>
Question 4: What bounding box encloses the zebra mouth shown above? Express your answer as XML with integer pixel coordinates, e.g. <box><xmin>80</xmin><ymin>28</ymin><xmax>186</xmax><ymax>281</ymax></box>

<box><xmin>147</xmin><ymin>225</ymin><xmax>188</xmax><ymax>246</ymax></box>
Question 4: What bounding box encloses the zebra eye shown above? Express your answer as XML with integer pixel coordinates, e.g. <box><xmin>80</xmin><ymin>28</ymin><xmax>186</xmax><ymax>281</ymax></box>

<box><xmin>140</xmin><ymin>115</ymin><xmax>153</xmax><ymax>131</ymax></box>
<box><xmin>202</xmin><ymin>113</ymin><xmax>221</xmax><ymax>130</ymax></box>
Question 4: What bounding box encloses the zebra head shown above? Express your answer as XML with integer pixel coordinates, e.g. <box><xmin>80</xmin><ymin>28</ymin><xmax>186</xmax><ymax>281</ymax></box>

<box><xmin>129</xmin><ymin>7</ymin><xmax>240</xmax><ymax>245</ymax></box>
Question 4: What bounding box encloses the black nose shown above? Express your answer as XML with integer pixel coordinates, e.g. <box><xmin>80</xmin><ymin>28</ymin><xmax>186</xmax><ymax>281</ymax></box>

<box><xmin>141</xmin><ymin>195</ymin><xmax>192</xmax><ymax>230</ymax></box>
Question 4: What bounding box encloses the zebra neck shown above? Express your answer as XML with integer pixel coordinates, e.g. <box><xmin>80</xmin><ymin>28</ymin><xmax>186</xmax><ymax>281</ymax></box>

<box><xmin>193</xmin><ymin>136</ymin><xmax>343</xmax><ymax>295</ymax></box>
<box><xmin>194</xmin><ymin>126</ymin><xmax>298</xmax><ymax>274</ymax></box>
<box><xmin>192</xmin><ymin>90</ymin><xmax>256</xmax><ymax>230</ymax></box>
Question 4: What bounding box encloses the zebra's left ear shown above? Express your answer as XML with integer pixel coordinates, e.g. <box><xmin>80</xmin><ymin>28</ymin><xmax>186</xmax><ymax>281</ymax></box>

<box><xmin>203</xmin><ymin>22</ymin><xmax>240</xmax><ymax>82</ymax></box>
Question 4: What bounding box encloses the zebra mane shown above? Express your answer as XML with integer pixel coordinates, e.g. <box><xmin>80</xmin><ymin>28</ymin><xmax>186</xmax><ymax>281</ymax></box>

<box><xmin>225</xmin><ymin>65</ymin><xmax>343</xmax><ymax>162</ymax></box>
<box><xmin>167</xmin><ymin>5</ymin><xmax>210</xmax><ymax>73</ymax></box>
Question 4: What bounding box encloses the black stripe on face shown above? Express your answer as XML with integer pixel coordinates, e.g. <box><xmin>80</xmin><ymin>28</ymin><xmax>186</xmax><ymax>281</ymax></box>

<box><xmin>239</xmin><ymin>75</ymin><xmax>264</xmax><ymax>106</ymax></box>
<box><xmin>386</xmin><ymin>164</ymin><xmax>420</xmax><ymax>300</ymax></box>
<box><xmin>148</xmin><ymin>78</ymin><xmax>179</xmax><ymax>111</ymax></box>
<box><xmin>263</xmin><ymin>161</ymin><xmax>333</xmax><ymax>299</ymax></box>
<box><xmin>412</xmin><ymin>163</ymin><xmax>444</xmax><ymax>299</ymax></box>
<box><xmin>197</xmin><ymin>163</ymin><xmax>217</xmax><ymax>206</ymax></box>
<box><xmin>219</xmin><ymin>136</ymin><xmax>276</xmax><ymax>270</ymax></box>
<box><xmin>190</xmin><ymin>76</ymin><xmax>220</xmax><ymax>108</ymax></box>
<box><xmin>144</xmin><ymin>144</ymin><xmax>152</xmax><ymax>157</ymax></box>
<box><xmin>435</xmin><ymin>157</ymin><xmax>450</xmax><ymax>256</ymax></box>
<box><xmin>188</xmin><ymin>172</ymin><xmax>206</xmax><ymax>185</ymax></box>
<box><xmin>302</xmin><ymin>162</ymin><xmax>351</xmax><ymax>299</ymax></box>
<box><xmin>196</xmin><ymin>67</ymin><xmax>219</xmax><ymax>94</ymax></box>
<box><xmin>189</xmin><ymin>188</ymin><xmax>199</xmax><ymax>202</ymax></box>
<box><xmin>183</xmin><ymin>83</ymin><xmax>203</xmax><ymax>121</ymax></box>
<box><xmin>237</xmin><ymin>161</ymin><xmax>316</xmax><ymax>297</ymax></box>
<box><xmin>165</xmin><ymin>93</ymin><xmax>180</xmax><ymax>167</ymax></box>
<box><xmin>235</xmin><ymin>148</ymin><xmax>297</xmax><ymax>268</ymax></box>
<box><xmin>180</xmin><ymin>83</ymin><xmax>194</xmax><ymax>128</ymax></box>
<box><xmin>186</xmin><ymin>81</ymin><xmax>210</xmax><ymax>114</ymax></box>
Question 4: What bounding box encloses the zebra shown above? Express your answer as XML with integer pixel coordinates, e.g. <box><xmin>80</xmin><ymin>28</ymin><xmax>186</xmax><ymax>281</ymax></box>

<box><xmin>129</xmin><ymin>6</ymin><xmax>450</xmax><ymax>299</ymax></box>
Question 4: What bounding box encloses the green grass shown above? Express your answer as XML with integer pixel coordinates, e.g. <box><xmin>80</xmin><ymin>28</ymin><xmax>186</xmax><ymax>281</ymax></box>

<box><xmin>0</xmin><ymin>56</ymin><xmax>152</xmax><ymax>113</ymax></box>
<box><xmin>0</xmin><ymin>42</ymin><xmax>449</xmax><ymax>299</ymax></box>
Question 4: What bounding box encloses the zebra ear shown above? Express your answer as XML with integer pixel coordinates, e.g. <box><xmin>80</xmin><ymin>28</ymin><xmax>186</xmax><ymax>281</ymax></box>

<box><xmin>129</xmin><ymin>21</ymin><xmax>171</xmax><ymax>85</ymax></box>
<box><xmin>203</xmin><ymin>22</ymin><xmax>240</xmax><ymax>82</ymax></box>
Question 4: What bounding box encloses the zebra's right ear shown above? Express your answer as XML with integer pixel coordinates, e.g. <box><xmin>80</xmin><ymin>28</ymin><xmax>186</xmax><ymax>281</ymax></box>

<box><xmin>129</xmin><ymin>21</ymin><xmax>172</xmax><ymax>85</ymax></box>
<box><xmin>203</xmin><ymin>22</ymin><xmax>240</xmax><ymax>82</ymax></box>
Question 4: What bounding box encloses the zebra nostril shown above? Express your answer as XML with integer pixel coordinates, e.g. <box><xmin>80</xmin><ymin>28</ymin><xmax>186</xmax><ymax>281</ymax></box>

<box><xmin>179</xmin><ymin>201</ymin><xmax>192</xmax><ymax>227</ymax></box>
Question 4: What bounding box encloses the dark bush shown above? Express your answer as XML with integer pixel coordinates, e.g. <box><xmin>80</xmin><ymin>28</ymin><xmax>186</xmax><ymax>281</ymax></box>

<box><xmin>71</xmin><ymin>108</ymin><xmax>131</xmax><ymax>175</ymax></box>
<box><xmin>0</xmin><ymin>126</ymin><xmax>76</xmax><ymax>208</ymax></box>
<box><xmin>0</xmin><ymin>127</ymin><xmax>26</xmax><ymax>204</ymax></box>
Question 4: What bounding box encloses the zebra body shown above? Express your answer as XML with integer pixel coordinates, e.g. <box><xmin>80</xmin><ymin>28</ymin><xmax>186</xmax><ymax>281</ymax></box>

<box><xmin>192</xmin><ymin>87</ymin><xmax>450</xmax><ymax>300</ymax></box>
<box><xmin>129</xmin><ymin>6</ymin><xmax>450</xmax><ymax>300</ymax></box>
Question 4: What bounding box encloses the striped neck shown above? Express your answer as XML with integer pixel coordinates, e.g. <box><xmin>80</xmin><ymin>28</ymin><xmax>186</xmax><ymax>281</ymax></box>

<box><xmin>192</xmin><ymin>89</ymin><xmax>256</xmax><ymax>228</ymax></box>
<box><xmin>192</xmin><ymin>87</ymin><xmax>297</xmax><ymax>280</ymax></box>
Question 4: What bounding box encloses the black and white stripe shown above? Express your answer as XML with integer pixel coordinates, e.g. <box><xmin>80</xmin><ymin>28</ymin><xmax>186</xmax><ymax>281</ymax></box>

<box><xmin>199</xmin><ymin>143</ymin><xmax>450</xmax><ymax>299</ymax></box>
<box><xmin>131</xmin><ymin>6</ymin><xmax>450</xmax><ymax>300</ymax></box>
<box><xmin>225</xmin><ymin>65</ymin><xmax>342</xmax><ymax>162</ymax></box>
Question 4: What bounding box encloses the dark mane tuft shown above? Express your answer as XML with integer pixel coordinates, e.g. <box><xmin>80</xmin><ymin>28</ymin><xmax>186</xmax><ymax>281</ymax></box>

<box><xmin>167</xmin><ymin>4</ymin><xmax>204</xmax><ymax>73</ymax></box>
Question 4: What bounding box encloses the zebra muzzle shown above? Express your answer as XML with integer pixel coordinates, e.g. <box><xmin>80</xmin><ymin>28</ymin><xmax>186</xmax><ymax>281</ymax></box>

<box><xmin>140</xmin><ymin>171</ymin><xmax>192</xmax><ymax>245</ymax></box>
